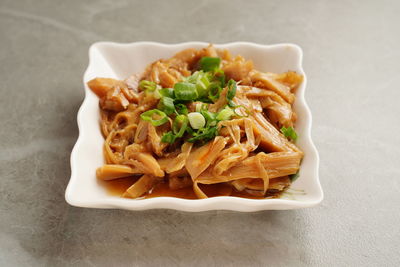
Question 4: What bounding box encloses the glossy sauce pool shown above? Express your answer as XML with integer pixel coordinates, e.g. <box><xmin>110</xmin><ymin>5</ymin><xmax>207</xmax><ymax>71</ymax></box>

<box><xmin>100</xmin><ymin>177</ymin><xmax>274</xmax><ymax>199</ymax></box>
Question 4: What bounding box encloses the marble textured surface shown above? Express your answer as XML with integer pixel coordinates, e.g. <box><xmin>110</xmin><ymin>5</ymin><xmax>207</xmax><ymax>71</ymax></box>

<box><xmin>1</xmin><ymin>0</ymin><xmax>399</xmax><ymax>266</ymax></box>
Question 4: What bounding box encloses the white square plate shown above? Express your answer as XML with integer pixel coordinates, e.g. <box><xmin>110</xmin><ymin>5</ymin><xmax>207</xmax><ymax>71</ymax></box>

<box><xmin>65</xmin><ymin>41</ymin><xmax>323</xmax><ymax>212</ymax></box>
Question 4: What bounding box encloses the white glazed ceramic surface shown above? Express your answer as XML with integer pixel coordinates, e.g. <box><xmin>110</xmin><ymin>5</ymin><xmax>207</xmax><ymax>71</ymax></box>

<box><xmin>65</xmin><ymin>42</ymin><xmax>323</xmax><ymax>212</ymax></box>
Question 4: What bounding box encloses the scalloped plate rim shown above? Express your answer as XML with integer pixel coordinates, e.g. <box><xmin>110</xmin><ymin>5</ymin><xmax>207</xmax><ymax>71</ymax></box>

<box><xmin>65</xmin><ymin>41</ymin><xmax>323</xmax><ymax>212</ymax></box>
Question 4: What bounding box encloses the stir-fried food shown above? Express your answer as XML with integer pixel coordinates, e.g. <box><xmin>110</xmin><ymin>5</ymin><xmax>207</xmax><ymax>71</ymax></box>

<box><xmin>88</xmin><ymin>44</ymin><xmax>304</xmax><ymax>199</ymax></box>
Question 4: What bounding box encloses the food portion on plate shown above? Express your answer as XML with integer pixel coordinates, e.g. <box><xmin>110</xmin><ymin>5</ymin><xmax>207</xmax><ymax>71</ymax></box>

<box><xmin>87</xmin><ymin>44</ymin><xmax>304</xmax><ymax>199</ymax></box>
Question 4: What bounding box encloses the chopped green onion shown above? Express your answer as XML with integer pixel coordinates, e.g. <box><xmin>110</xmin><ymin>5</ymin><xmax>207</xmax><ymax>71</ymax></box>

<box><xmin>175</xmin><ymin>103</ymin><xmax>188</xmax><ymax>115</ymax></box>
<box><xmin>153</xmin><ymin>89</ymin><xmax>162</xmax><ymax>99</ymax></box>
<box><xmin>195</xmin><ymin>103</ymin><xmax>202</xmax><ymax>112</ymax></box>
<box><xmin>195</xmin><ymin>102</ymin><xmax>208</xmax><ymax>112</ymax></box>
<box><xmin>188</xmin><ymin>112</ymin><xmax>206</xmax><ymax>129</ymax></box>
<box><xmin>140</xmin><ymin>80</ymin><xmax>161</xmax><ymax>99</ymax></box>
<box><xmin>200</xmin><ymin>57</ymin><xmax>221</xmax><ymax>72</ymax></box>
<box><xmin>188</xmin><ymin>126</ymin><xmax>218</xmax><ymax>143</ymax></box>
<box><xmin>139</xmin><ymin>80</ymin><xmax>157</xmax><ymax>91</ymax></box>
<box><xmin>208</xmin><ymin>82</ymin><xmax>222</xmax><ymax>102</ymax></box>
<box><xmin>161</xmin><ymin>131</ymin><xmax>176</xmax><ymax>144</ymax></box>
<box><xmin>161</xmin><ymin>115</ymin><xmax>189</xmax><ymax>144</ymax></box>
<box><xmin>159</xmin><ymin>88</ymin><xmax>174</xmax><ymax>98</ymax></box>
<box><xmin>216</xmin><ymin>106</ymin><xmax>234</xmax><ymax>121</ymax></box>
<box><xmin>214</xmin><ymin>68</ymin><xmax>224</xmax><ymax>75</ymax></box>
<box><xmin>173</xmin><ymin>115</ymin><xmax>188</xmax><ymax>137</ymax></box>
<box><xmin>197</xmin><ymin>73</ymin><xmax>211</xmax><ymax>98</ymax></box>
<box><xmin>140</xmin><ymin>109</ymin><xmax>168</xmax><ymax>126</ymax></box>
<box><xmin>185</xmin><ymin>71</ymin><xmax>201</xmax><ymax>84</ymax></box>
<box><xmin>280</xmin><ymin>126</ymin><xmax>298</xmax><ymax>142</ymax></box>
<box><xmin>226</xmin><ymin>79</ymin><xmax>237</xmax><ymax>107</ymax></box>
<box><xmin>157</xmin><ymin>96</ymin><xmax>175</xmax><ymax>115</ymax></box>
<box><xmin>185</xmin><ymin>71</ymin><xmax>211</xmax><ymax>98</ymax></box>
<box><xmin>174</xmin><ymin>82</ymin><xmax>198</xmax><ymax>101</ymax></box>
<box><xmin>186</xmin><ymin>71</ymin><xmax>208</xmax><ymax>84</ymax></box>
<box><xmin>214</xmin><ymin>72</ymin><xmax>226</xmax><ymax>88</ymax></box>
<box><xmin>201</xmin><ymin>110</ymin><xmax>217</xmax><ymax>127</ymax></box>
<box><xmin>185</xmin><ymin>126</ymin><xmax>194</xmax><ymax>135</ymax></box>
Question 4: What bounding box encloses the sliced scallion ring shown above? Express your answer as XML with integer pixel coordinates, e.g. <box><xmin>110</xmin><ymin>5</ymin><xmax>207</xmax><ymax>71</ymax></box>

<box><xmin>175</xmin><ymin>103</ymin><xmax>189</xmax><ymax>115</ymax></box>
<box><xmin>199</xmin><ymin>57</ymin><xmax>221</xmax><ymax>72</ymax></box>
<box><xmin>188</xmin><ymin>112</ymin><xmax>206</xmax><ymax>129</ymax></box>
<box><xmin>157</xmin><ymin>96</ymin><xmax>175</xmax><ymax>115</ymax></box>
<box><xmin>139</xmin><ymin>80</ymin><xmax>157</xmax><ymax>91</ymax></box>
<box><xmin>216</xmin><ymin>106</ymin><xmax>234</xmax><ymax>121</ymax></box>
<box><xmin>174</xmin><ymin>82</ymin><xmax>198</xmax><ymax>101</ymax></box>
<box><xmin>173</xmin><ymin>115</ymin><xmax>188</xmax><ymax>138</ymax></box>
<box><xmin>161</xmin><ymin>131</ymin><xmax>176</xmax><ymax>144</ymax></box>
<box><xmin>159</xmin><ymin>88</ymin><xmax>174</xmax><ymax>98</ymax></box>
<box><xmin>140</xmin><ymin>109</ymin><xmax>168</xmax><ymax>126</ymax></box>
<box><xmin>208</xmin><ymin>82</ymin><xmax>222</xmax><ymax>102</ymax></box>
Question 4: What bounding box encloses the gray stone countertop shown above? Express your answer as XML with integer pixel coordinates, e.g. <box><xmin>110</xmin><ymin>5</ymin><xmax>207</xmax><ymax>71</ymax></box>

<box><xmin>1</xmin><ymin>0</ymin><xmax>399</xmax><ymax>266</ymax></box>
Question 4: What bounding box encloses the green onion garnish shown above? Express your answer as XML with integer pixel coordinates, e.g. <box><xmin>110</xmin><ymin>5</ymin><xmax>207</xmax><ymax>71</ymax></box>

<box><xmin>141</xmin><ymin>63</ymin><xmax>240</xmax><ymax>146</ymax></box>
<box><xmin>188</xmin><ymin>112</ymin><xmax>206</xmax><ymax>129</ymax></box>
<box><xmin>216</xmin><ymin>106</ymin><xmax>234</xmax><ymax>121</ymax></box>
<box><xmin>161</xmin><ymin>115</ymin><xmax>189</xmax><ymax>144</ymax></box>
<box><xmin>159</xmin><ymin>88</ymin><xmax>174</xmax><ymax>98</ymax></box>
<box><xmin>174</xmin><ymin>82</ymin><xmax>198</xmax><ymax>101</ymax></box>
<box><xmin>161</xmin><ymin>131</ymin><xmax>176</xmax><ymax>144</ymax></box>
<box><xmin>175</xmin><ymin>103</ymin><xmax>188</xmax><ymax>115</ymax></box>
<box><xmin>185</xmin><ymin>71</ymin><xmax>211</xmax><ymax>98</ymax></box>
<box><xmin>139</xmin><ymin>80</ymin><xmax>161</xmax><ymax>99</ymax></box>
<box><xmin>280</xmin><ymin>126</ymin><xmax>298</xmax><ymax>142</ymax></box>
<box><xmin>226</xmin><ymin>79</ymin><xmax>237</xmax><ymax>107</ymax></box>
<box><xmin>140</xmin><ymin>109</ymin><xmax>168</xmax><ymax>126</ymax></box>
<box><xmin>195</xmin><ymin>103</ymin><xmax>202</xmax><ymax>112</ymax></box>
<box><xmin>208</xmin><ymin>82</ymin><xmax>222</xmax><ymax>102</ymax></box>
<box><xmin>173</xmin><ymin>115</ymin><xmax>188</xmax><ymax>137</ymax></box>
<box><xmin>139</xmin><ymin>80</ymin><xmax>157</xmax><ymax>91</ymax></box>
<box><xmin>157</xmin><ymin>96</ymin><xmax>175</xmax><ymax>115</ymax></box>
<box><xmin>188</xmin><ymin>126</ymin><xmax>218</xmax><ymax>143</ymax></box>
<box><xmin>199</xmin><ymin>57</ymin><xmax>221</xmax><ymax>72</ymax></box>
<box><xmin>214</xmin><ymin>70</ymin><xmax>226</xmax><ymax>87</ymax></box>
<box><xmin>197</xmin><ymin>72</ymin><xmax>211</xmax><ymax>98</ymax></box>
<box><xmin>195</xmin><ymin>102</ymin><xmax>208</xmax><ymax>112</ymax></box>
<box><xmin>201</xmin><ymin>110</ymin><xmax>217</xmax><ymax>127</ymax></box>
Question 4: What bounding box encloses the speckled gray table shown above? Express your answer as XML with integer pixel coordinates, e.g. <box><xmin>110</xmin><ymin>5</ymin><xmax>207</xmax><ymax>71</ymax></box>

<box><xmin>1</xmin><ymin>0</ymin><xmax>399</xmax><ymax>266</ymax></box>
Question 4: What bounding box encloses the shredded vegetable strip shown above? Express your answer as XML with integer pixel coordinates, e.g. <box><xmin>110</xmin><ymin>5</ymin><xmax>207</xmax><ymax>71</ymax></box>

<box><xmin>87</xmin><ymin>44</ymin><xmax>304</xmax><ymax>199</ymax></box>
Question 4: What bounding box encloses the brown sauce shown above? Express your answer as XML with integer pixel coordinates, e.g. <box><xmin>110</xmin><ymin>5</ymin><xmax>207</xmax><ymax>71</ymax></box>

<box><xmin>101</xmin><ymin>177</ymin><xmax>280</xmax><ymax>199</ymax></box>
<box><xmin>99</xmin><ymin>176</ymin><xmax>139</xmax><ymax>196</ymax></box>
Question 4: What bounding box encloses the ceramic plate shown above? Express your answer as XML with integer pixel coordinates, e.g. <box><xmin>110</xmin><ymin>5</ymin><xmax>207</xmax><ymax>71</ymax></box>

<box><xmin>65</xmin><ymin>41</ymin><xmax>323</xmax><ymax>212</ymax></box>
